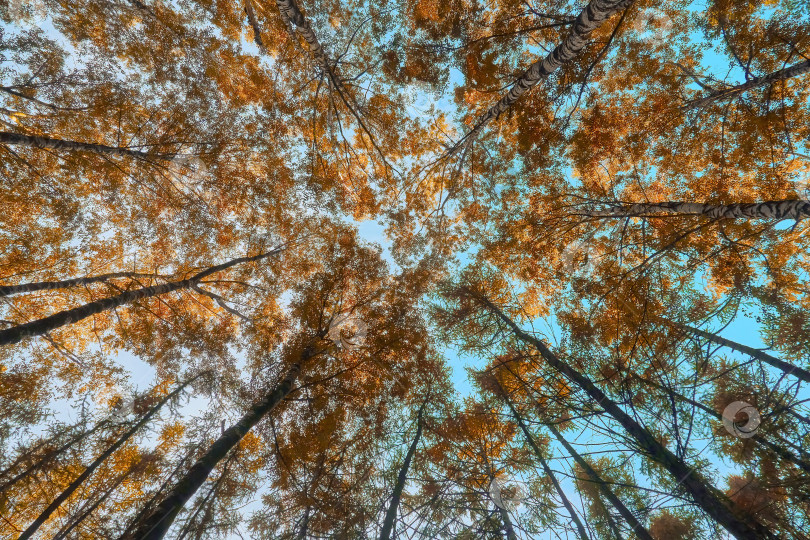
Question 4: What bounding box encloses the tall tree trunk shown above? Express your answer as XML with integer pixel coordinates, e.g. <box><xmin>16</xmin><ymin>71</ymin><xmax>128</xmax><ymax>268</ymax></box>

<box><xmin>124</xmin><ymin>354</ymin><xmax>310</xmax><ymax>540</ymax></box>
<box><xmin>0</xmin><ymin>131</ymin><xmax>171</xmax><ymax>160</ymax></box>
<box><xmin>119</xmin><ymin>452</ymin><xmax>196</xmax><ymax>539</ymax></box>
<box><xmin>467</xmin><ymin>289</ymin><xmax>777</xmax><ymax>539</ymax></box>
<box><xmin>497</xmin><ymin>503</ymin><xmax>518</xmax><ymax>540</ymax></box>
<box><xmin>52</xmin><ymin>469</ymin><xmax>131</xmax><ymax>540</ymax></box>
<box><xmin>244</xmin><ymin>0</ymin><xmax>266</xmax><ymax>52</ymax></box>
<box><xmin>683</xmin><ymin>58</ymin><xmax>810</xmax><ymax>110</ymax></box>
<box><xmin>275</xmin><ymin>0</ymin><xmax>330</xmax><ymax>70</ymax></box>
<box><xmin>0</xmin><ymin>272</ymin><xmax>163</xmax><ymax>298</ymax></box>
<box><xmin>667</xmin><ymin>319</ymin><xmax>810</xmax><ymax>384</ymax></box>
<box><xmin>498</xmin><ymin>391</ymin><xmax>592</xmax><ymax>540</ymax></box>
<box><xmin>379</xmin><ymin>401</ymin><xmax>426</xmax><ymax>540</ymax></box>
<box><xmin>0</xmin><ymin>248</ymin><xmax>283</xmax><ymax>346</ymax></box>
<box><xmin>449</xmin><ymin>0</ymin><xmax>634</xmax><ymax>155</ymax></box>
<box><xmin>544</xmin><ymin>420</ymin><xmax>648</xmax><ymax>539</ymax></box>
<box><xmin>495</xmin><ymin>379</ymin><xmax>592</xmax><ymax>540</ymax></box>
<box><xmin>18</xmin><ymin>375</ymin><xmax>201</xmax><ymax>540</ymax></box>
<box><xmin>580</xmin><ymin>199</ymin><xmax>810</xmax><ymax>221</ymax></box>
<box><xmin>275</xmin><ymin>0</ymin><xmax>386</xmax><ymax>162</ymax></box>
<box><xmin>174</xmin><ymin>451</ymin><xmax>238</xmax><ymax>540</ymax></box>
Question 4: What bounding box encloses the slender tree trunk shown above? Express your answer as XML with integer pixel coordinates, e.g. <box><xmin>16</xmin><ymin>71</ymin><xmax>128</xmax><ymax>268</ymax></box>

<box><xmin>276</xmin><ymin>0</ymin><xmax>329</xmax><ymax>68</ymax></box>
<box><xmin>52</xmin><ymin>470</ymin><xmax>130</xmax><ymax>540</ymax></box>
<box><xmin>380</xmin><ymin>402</ymin><xmax>426</xmax><ymax>540</ymax></box>
<box><xmin>611</xmin><ymin>297</ymin><xmax>810</xmax><ymax>384</ymax></box>
<box><xmin>499</xmin><ymin>392</ymin><xmax>592</xmax><ymax>540</ymax></box>
<box><xmin>0</xmin><ymin>248</ymin><xmax>282</xmax><ymax>346</ymax></box>
<box><xmin>297</xmin><ymin>506</ymin><xmax>311</xmax><ymax>540</ymax></box>
<box><xmin>469</xmin><ymin>290</ymin><xmax>777</xmax><ymax>539</ymax></box>
<box><xmin>0</xmin><ymin>272</ymin><xmax>163</xmax><ymax>298</ymax></box>
<box><xmin>497</xmin><ymin>503</ymin><xmax>518</xmax><ymax>540</ymax></box>
<box><xmin>124</xmin><ymin>355</ymin><xmax>309</xmax><ymax>540</ymax></box>
<box><xmin>0</xmin><ymin>131</ymin><xmax>171</xmax><ymax>160</ymax></box>
<box><xmin>18</xmin><ymin>375</ymin><xmax>201</xmax><ymax>540</ymax></box>
<box><xmin>668</xmin><ymin>320</ymin><xmax>810</xmax><ymax>384</ymax></box>
<box><xmin>174</xmin><ymin>452</ymin><xmax>238</xmax><ymax>540</ymax></box>
<box><xmin>580</xmin><ymin>199</ymin><xmax>810</xmax><ymax>221</ymax></box>
<box><xmin>544</xmin><ymin>420</ymin><xmax>648</xmax><ymax>539</ymax></box>
<box><xmin>449</xmin><ymin>0</ymin><xmax>633</xmax><ymax>155</ymax></box>
<box><xmin>244</xmin><ymin>0</ymin><xmax>266</xmax><ymax>52</ymax></box>
<box><xmin>275</xmin><ymin>0</ymin><xmax>386</xmax><ymax>161</ymax></box>
<box><xmin>119</xmin><ymin>452</ymin><xmax>196</xmax><ymax>539</ymax></box>
<box><xmin>683</xmin><ymin>59</ymin><xmax>810</xmax><ymax>110</ymax></box>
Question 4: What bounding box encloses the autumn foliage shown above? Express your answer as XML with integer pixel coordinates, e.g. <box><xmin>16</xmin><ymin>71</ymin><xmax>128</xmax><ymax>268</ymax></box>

<box><xmin>1</xmin><ymin>0</ymin><xmax>809</xmax><ymax>538</ymax></box>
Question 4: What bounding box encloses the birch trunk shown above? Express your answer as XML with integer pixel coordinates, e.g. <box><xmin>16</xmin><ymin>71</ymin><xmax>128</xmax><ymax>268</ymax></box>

<box><xmin>684</xmin><ymin>59</ymin><xmax>810</xmax><ymax>110</ymax></box>
<box><xmin>18</xmin><ymin>375</ymin><xmax>200</xmax><ymax>540</ymax></box>
<box><xmin>581</xmin><ymin>199</ymin><xmax>810</xmax><ymax>221</ymax></box>
<box><xmin>0</xmin><ymin>248</ymin><xmax>282</xmax><ymax>346</ymax></box>
<box><xmin>450</xmin><ymin>0</ymin><xmax>634</xmax><ymax>154</ymax></box>
<box><xmin>124</xmin><ymin>357</ymin><xmax>307</xmax><ymax>540</ymax></box>
<box><xmin>380</xmin><ymin>402</ymin><xmax>425</xmax><ymax>540</ymax></box>
<box><xmin>669</xmin><ymin>320</ymin><xmax>810</xmax><ymax>384</ymax></box>
<box><xmin>0</xmin><ymin>131</ymin><xmax>170</xmax><ymax>160</ymax></box>
<box><xmin>0</xmin><ymin>272</ymin><xmax>162</xmax><ymax>298</ymax></box>
<box><xmin>471</xmin><ymin>291</ymin><xmax>777</xmax><ymax>539</ymax></box>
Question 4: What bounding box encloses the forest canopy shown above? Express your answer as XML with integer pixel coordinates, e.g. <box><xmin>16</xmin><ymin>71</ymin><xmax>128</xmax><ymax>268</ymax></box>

<box><xmin>1</xmin><ymin>0</ymin><xmax>810</xmax><ymax>538</ymax></box>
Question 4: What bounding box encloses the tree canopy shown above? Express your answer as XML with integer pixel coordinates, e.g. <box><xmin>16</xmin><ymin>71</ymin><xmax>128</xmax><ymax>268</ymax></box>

<box><xmin>1</xmin><ymin>0</ymin><xmax>809</xmax><ymax>538</ymax></box>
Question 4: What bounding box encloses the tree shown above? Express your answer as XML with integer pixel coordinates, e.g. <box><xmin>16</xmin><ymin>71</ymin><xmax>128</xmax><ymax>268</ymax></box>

<box><xmin>3</xmin><ymin>0</ymin><xmax>810</xmax><ymax>537</ymax></box>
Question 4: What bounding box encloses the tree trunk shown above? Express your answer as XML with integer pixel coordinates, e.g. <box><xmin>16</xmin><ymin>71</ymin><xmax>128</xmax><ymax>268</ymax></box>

<box><xmin>124</xmin><ymin>356</ymin><xmax>308</xmax><ymax>540</ymax></box>
<box><xmin>119</xmin><ymin>452</ymin><xmax>196</xmax><ymax>539</ymax></box>
<box><xmin>379</xmin><ymin>402</ymin><xmax>426</xmax><ymax>540</ymax></box>
<box><xmin>244</xmin><ymin>0</ymin><xmax>266</xmax><ymax>52</ymax></box>
<box><xmin>469</xmin><ymin>290</ymin><xmax>777</xmax><ymax>539</ymax></box>
<box><xmin>545</xmin><ymin>417</ymin><xmax>650</xmax><ymax>539</ymax></box>
<box><xmin>275</xmin><ymin>0</ymin><xmax>386</xmax><ymax>162</ymax></box>
<box><xmin>0</xmin><ymin>248</ymin><xmax>282</xmax><ymax>346</ymax></box>
<box><xmin>669</xmin><ymin>320</ymin><xmax>810</xmax><ymax>384</ymax></box>
<box><xmin>174</xmin><ymin>451</ymin><xmax>238</xmax><ymax>540</ymax></box>
<box><xmin>497</xmin><ymin>503</ymin><xmax>518</xmax><ymax>540</ymax></box>
<box><xmin>275</xmin><ymin>0</ymin><xmax>330</xmax><ymax>70</ymax></box>
<box><xmin>580</xmin><ymin>199</ymin><xmax>810</xmax><ymax>221</ymax></box>
<box><xmin>0</xmin><ymin>272</ymin><xmax>162</xmax><ymax>298</ymax></box>
<box><xmin>499</xmin><ymin>392</ymin><xmax>592</xmax><ymax>540</ymax></box>
<box><xmin>0</xmin><ymin>131</ymin><xmax>171</xmax><ymax>160</ymax></box>
<box><xmin>52</xmin><ymin>470</ymin><xmax>130</xmax><ymax>540</ymax></box>
<box><xmin>683</xmin><ymin>59</ymin><xmax>810</xmax><ymax>110</ymax></box>
<box><xmin>449</xmin><ymin>0</ymin><xmax>634</xmax><ymax>155</ymax></box>
<box><xmin>18</xmin><ymin>375</ymin><xmax>201</xmax><ymax>540</ymax></box>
